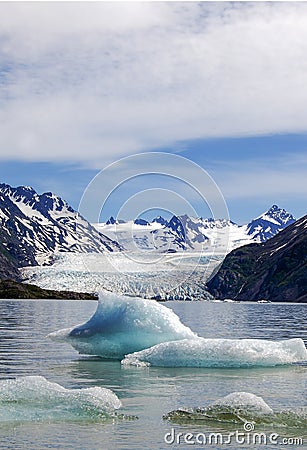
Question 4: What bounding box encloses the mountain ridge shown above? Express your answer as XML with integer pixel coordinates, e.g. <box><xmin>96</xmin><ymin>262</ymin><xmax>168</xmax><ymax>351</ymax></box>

<box><xmin>246</xmin><ymin>204</ymin><xmax>295</xmax><ymax>242</ymax></box>
<box><xmin>96</xmin><ymin>205</ymin><xmax>295</xmax><ymax>253</ymax></box>
<box><xmin>0</xmin><ymin>183</ymin><xmax>121</xmax><ymax>267</ymax></box>
<box><xmin>206</xmin><ymin>214</ymin><xmax>307</xmax><ymax>302</ymax></box>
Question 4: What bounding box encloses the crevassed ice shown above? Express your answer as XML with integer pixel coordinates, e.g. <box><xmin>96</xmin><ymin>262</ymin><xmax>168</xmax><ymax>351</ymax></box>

<box><xmin>21</xmin><ymin>252</ymin><xmax>216</xmax><ymax>300</ymax></box>
<box><xmin>49</xmin><ymin>292</ymin><xmax>197</xmax><ymax>359</ymax></box>
<box><xmin>0</xmin><ymin>376</ymin><xmax>121</xmax><ymax>423</ymax></box>
<box><xmin>165</xmin><ymin>391</ymin><xmax>307</xmax><ymax>428</ymax></box>
<box><xmin>121</xmin><ymin>337</ymin><xmax>307</xmax><ymax>368</ymax></box>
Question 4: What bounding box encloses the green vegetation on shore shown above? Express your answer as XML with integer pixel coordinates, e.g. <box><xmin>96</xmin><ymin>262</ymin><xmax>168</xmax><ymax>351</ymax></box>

<box><xmin>207</xmin><ymin>215</ymin><xmax>307</xmax><ymax>302</ymax></box>
<box><xmin>0</xmin><ymin>236</ymin><xmax>97</xmax><ymax>300</ymax></box>
<box><xmin>0</xmin><ymin>279</ymin><xmax>98</xmax><ymax>300</ymax></box>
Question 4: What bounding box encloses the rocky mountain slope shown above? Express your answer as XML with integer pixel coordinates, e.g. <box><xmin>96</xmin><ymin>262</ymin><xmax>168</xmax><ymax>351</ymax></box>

<box><xmin>0</xmin><ymin>183</ymin><xmax>120</xmax><ymax>267</ymax></box>
<box><xmin>0</xmin><ymin>241</ymin><xmax>21</xmax><ymax>281</ymax></box>
<box><xmin>206</xmin><ymin>215</ymin><xmax>307</xmax><ymax>302</ymax></box>
<box><xmin>95</xmin><ymin>205</ymin><xmax>295</xmax><ymax>253</ymax></box>
<box><xmin>245</xmin><ymin>204</ymin><xmax>295</xmax><ymax>242</ymax></box>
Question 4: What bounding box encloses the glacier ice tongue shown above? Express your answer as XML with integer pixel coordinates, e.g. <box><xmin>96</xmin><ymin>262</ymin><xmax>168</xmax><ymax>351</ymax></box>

<box><xmin>0</xmin><ymin>376</ymin><xmax>122</xmax><ymax>423</ymax></box>
<box><xmin>22</xmin><ymin>252</ymin><xmax>216</xmax><ymax>300</ymax></box>
<box><xmin>121</xmin><ymin>337</ymin><xmax>307</xmax><ymax>368</ymax></box>
<box><xmin>49</xmin><ymin>292</ymin><xmax>197</xmax><ymax>359</ymax></box>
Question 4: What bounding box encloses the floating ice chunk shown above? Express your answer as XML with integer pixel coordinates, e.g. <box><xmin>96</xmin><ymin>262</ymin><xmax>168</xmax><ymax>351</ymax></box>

<box><xmin>165</xmin><ymin>392</ymin><xmax>273</xmax><ymax>424</ymax></box>
<box><xmin>121</xmin><ymin>337</ymin><xmax>307</xmax><ymax>368</ymax></box>
<box><xmin>165</xmin><ymin>392</ymin><xmax>307</xmax><ymax>428</ymax></box>
<box><xmin>210</xmin><ymin>392</ymin><xmax>273</xmax><ymax>414</ymax></box>
<box><xmin>0</xmin><ymin>376</ymin><xmax>123</xmax><ymax>423</ymax></box>
<box><xmin>49</xmin><ymin>292</ymin><xmax>197</xmax><ymax>359</ymax></box>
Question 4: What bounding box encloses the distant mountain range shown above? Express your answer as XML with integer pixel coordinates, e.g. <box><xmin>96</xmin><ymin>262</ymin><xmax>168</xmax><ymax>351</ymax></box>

<box><xmin>94</xmin><ymin>205</ymin><xmax>296</xmax><ymax>253</ymax></box>
<box><xmin>0</xmin><ymin>182</ymin><xmax>302</xmax><ymax>302</ymax></box>
<box><xmin>0</xmin><ymin>184</ymin><xmax>296</xmax><ymax>271</ymax></box>
<box><xmin>207</xmin><ymin>214</ymin><xmax>307</xmax><ymax>302</ymax></box>
<box><xmin>0</xmin><ymin>183</ymin><xmax>120</xmax><ymax>269</ymax></box>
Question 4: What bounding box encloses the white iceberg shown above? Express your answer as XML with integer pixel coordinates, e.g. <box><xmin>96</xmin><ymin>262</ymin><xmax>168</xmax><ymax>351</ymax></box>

<box><xmin>49</xmin><ymin>292</ymin><xmax>197</xmax><ymax>359</ymax></box>
<box><xmin>49</xmin><ymin>292</ymin><xmax>307</xmax><ymax>368</ymax></box>
<box><xmin>209</xmin><ymin>391</ymin><xmax>274</xmax><ymax>414</ymax></box>
<box><xmin>0</xmin><ymin>376</ymin><xmax>122</xmax><ymax>423</ymax></box>
<box><xmin>121</xmin><ymin>337</ymin><xmax>307</xmax><ymax>368</ymax></box>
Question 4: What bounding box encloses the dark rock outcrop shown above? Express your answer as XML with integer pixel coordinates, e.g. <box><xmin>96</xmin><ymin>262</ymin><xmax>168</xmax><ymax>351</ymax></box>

<box><xmin>207</xmin><ymin>215</ymin><xmax>307</xmax><ymax>303</ymax></box>
<box><xmin>0</xmin><ymin>244</ymin><xmax>21</xmax><ymax>281</ymax></box>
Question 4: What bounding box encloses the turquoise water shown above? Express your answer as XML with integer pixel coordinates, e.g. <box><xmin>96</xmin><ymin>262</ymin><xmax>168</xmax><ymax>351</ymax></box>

<box><xmin>0</xmin><ymin>300</ymin><xmax>306</xmax><ymax>449</ymax></box>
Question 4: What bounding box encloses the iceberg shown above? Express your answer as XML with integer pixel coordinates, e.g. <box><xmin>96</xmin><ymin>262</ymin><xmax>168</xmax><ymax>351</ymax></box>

<box><xmin>0</xmin><ymin>376</ymin><xmax>125</xmax><ymax>423</ymax></box>
<box><xmin>50</xmin><ymin>292</ymin><xmax>307</xmax><ymax>367</ymax></box>
<box><xmin>49</xmin><ymin>292</ymin><xmax>197</xmax><ymax>359</ymax></box>
<box><xmin>164</xmin><ymin>391</ymin><xmax>307</xmax><ymax>429</ymax></box>
<box><xmin>121</xmin><ymin>337</ymin><xmax>307</xmax><ymax>368</ymax></box>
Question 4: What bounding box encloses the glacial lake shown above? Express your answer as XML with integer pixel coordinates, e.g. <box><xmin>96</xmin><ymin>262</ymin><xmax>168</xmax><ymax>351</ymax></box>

<box><xmin>0</xmin><ymin>300</ymin><xmax>306</xmax><ymax>449</ymax></box>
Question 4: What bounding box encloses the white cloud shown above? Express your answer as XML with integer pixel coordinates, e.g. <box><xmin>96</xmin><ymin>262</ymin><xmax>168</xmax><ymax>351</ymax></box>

<box><xmin>77</xmin><ymin>152</ymin><xmax>228</xmax><ymax>222</ymax></box>
<box><xmin>0</xmin><ymin>2</ymin><xmax>307</xmax><ymax>166</ymax></box>
<box><xmin>211</xmin><ymin>152</ymin><xmax>307</xmax><ymax>200</ymax></box>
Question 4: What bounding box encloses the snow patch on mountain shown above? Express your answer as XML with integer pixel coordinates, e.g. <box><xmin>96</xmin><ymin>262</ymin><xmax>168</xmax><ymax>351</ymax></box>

<box><xmin>0</xmin><ymin>183</ymin><xmax>120</xmax><ymax>266</ymax></box>
<box><xmin>246</xmin><ymin>205</ymin><xmax>295</xmax><ymax>242</ymax></box>
<box><xmin>95</xmin><ymin>206</ymin><xmax>295</xmax><ymax>253</ymax></box>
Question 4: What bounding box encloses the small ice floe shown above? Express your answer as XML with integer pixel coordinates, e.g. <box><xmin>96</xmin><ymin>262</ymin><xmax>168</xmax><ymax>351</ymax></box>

<box><xmin>0</xmin><ymin>376</ymin><xmax>135</xmax><ymax>423</ymax></box>
<box><xmin>121</xmin><ymin>337</ymin><xmax>307</xmax><ymax>368</ymax></box>
<box><xmin>164</xmin><ymin>391</ymin><xmax>307</xmax><ymax>429</ymax></box>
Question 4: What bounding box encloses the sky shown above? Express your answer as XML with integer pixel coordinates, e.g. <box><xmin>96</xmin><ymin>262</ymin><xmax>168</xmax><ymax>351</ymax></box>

<box><xmin>0</xmin><ymin>2</ymin><xmax>307</xmax><ymax>224</ymax></box>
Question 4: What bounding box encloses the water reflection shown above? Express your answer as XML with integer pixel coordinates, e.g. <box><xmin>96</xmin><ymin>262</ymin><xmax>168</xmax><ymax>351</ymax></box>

<box><xmin>0</xmin><ymin>299</ymin><xmax>306</xmax><ymax>450</ymax></box>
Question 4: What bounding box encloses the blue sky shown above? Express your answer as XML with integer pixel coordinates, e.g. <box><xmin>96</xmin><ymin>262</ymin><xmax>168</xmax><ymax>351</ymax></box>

<box><xmin>0</xmin><ymin>2</ymin><xmax>306</xmax><ymax>224</ymax></box>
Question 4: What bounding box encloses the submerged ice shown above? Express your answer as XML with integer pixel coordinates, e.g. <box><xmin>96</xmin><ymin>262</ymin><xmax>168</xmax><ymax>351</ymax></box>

<box><xmin>165</xmin><ymin>391</ymin><xmax>307</xmax><ymax>429</ymax></box>
<box><xmin>121</xmin><ymin>337</ymin><xmax>307</xmax><ymax>368</ymax></box>
<box><xmin>49</xmin><ymin>292</ymin><xmax>197</xmax><ymax>359</ymax></box>
<box><xmin>0</xmin><ymin>376</ymin><xmax>123</xmax><ymax>423</ymax></box>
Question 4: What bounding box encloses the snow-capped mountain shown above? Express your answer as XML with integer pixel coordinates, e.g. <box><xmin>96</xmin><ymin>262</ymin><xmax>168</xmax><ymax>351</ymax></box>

<box><xmin>0</xmin><ymin>183</ymin><xmax>120</xmax><ymax>266</ymax></box>
<box><xmin>95</xmin><ymin>205</ymin><xmax>295</xmax><ymax>254</ymax></box>
<box><xmin>207</xmin><ymin>213</ymin><xmax>307</xmax><ymax>302</ymax></box>
<box><xmin>152</xmin><ymin>216</ymin><xmax>168</xmax><ymax>226</ymax></box>
<box><xmin>246</xmin><ymin>204</ymin><xmax>295</xmax><ymax>242</ymax></box>
<box><xmin>18</xmin><ymin>204</ymin><xmax>296</xmax><ymax>300</ymax></box>
<box><xmin>105</xmin><ymin>216</ymin><xmax>126</xmax><ymax>225</ymax></box>
<box><xmin>94</xmin><ymin>214</ymin><xmax>238</xmax><ymax>253</ymax></box>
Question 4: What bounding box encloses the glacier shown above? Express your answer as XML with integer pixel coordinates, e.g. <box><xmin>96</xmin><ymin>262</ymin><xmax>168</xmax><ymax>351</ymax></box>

<box><xmin>164</xmin><ymin>391</ymin><xmax>307</xmax><ymax>429</ymax></box>
<box><xmin>0</xmin><ymin>376</ymin><xmax>126</xmax><ymax>423</ymax></box>
<box><xmin>22</xmin><ymin>252</ymin><xmax>217</xmax><ymax>300</ymax></box>
<box><xmin>49</xmin><ymin>292</ymin><xmax>197</xmax><ymax>359</ymax></box>
<box><xmin>121</xmin><ymin>337</ymin><xmax>307</xmax><ymax>368</ymax></box>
